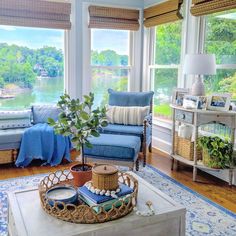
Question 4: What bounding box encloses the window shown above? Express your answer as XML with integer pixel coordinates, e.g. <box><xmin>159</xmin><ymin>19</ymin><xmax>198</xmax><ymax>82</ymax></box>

<box><xmin>204</xmin><ymin>9</ymin><xmax>236</xmax><ymax>99</ymax></box>
<box><xmin>0</xmin><ymin>26</ymin><xmax>64</xmax><ymax>110</ymax></box>
<box><xmin>91</xmin><ymin>29</ymin><xmax>131</xmax><ymax>107</ymax></box>
<box><xmin>149</xmin><ymin>21</ymin><xmax>182</xmax><ymax>119</ymax></box>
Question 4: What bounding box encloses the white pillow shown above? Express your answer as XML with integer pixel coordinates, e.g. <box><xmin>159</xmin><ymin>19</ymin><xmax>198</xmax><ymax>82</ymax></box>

<box><xmin>106</xmin><ymin>106</ymin><xmax>150</xmax><ymax>125</ymax></box>
<box><xmin>0</xmin><ymin>110</ymin><xmax>32</xmax><ymax>129</ymax></box>
<box><xmin>0</xmin><ymin>110</ymin><xmax>31</xmax><ymax>120</ymax></box>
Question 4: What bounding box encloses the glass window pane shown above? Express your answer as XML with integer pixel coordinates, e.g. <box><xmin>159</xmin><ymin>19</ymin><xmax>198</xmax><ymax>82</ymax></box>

<box><xmin>155</xmin><ymin>21</ymin><xmax>182</xmax><ymax>65</ymax></box>
<box><xmin>91</xmin><ymin>29</ymin><xmax>129</xmax><ymax>66</ymax></box>
<box><xmin>152</xmin><ymin>69</ymin><xmax>178</xmax><ymax>119</ymax></box>
<box><xmin>205</xmin><ymin>9</ymin><xmax>236</xmax><ymax>64</ymax></box>
<box><xmin>91</xmin><ymin>68</ymin><xmax>128</xmax><ymax>108</ymax></box>
<box><xmin>0</xmin><ymin>26</ymin><xmax>64</xmax><ymax>110</ymax></box>
<box><xmin>205</xmin><ymin>69</ymin><xmax>236</xmax><ymax>99</ymax></box>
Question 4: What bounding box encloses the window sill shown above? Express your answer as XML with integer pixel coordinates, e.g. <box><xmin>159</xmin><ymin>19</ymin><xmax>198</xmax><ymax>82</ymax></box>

<box><xmin>152</xmin><ymin>117</ymin><xmax>172</xmax><ymax>130</ymax></box>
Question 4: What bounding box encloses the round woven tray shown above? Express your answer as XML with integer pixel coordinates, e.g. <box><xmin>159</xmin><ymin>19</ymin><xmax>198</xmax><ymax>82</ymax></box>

<box><xmin>38</xmin><ymin>170</ymin><xmax>138</xmax><ymax>224</ymax></box>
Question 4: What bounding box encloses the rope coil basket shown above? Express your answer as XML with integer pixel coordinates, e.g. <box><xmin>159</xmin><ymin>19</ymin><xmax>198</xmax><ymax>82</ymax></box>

<box><xmin>38</xmin><ymin>169</ymin><xmax>138</xmax><ymax>224</ymax></box>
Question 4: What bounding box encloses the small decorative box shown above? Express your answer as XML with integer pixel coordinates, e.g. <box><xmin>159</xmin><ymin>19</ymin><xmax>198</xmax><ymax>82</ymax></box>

<box><xmin>92</xmin><ymin>164</ymin><xmax>118</xmax><ymax>190</ymax></box>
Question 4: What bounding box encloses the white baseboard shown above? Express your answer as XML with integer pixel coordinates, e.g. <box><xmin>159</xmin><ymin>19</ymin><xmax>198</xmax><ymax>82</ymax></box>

<box><xmin>152</xmin><ymin>136</ymin><xmax>171</xmax><ymax>155</ymax></box>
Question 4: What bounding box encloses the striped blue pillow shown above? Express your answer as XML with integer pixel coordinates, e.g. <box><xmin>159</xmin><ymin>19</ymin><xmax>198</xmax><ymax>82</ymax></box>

<box><xmin>0</xmin><ymin>110</ymin><xmax>32</xmax><ymax>129</ymax></box>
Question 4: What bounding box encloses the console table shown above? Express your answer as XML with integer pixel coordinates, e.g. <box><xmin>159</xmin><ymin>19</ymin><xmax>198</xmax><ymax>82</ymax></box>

<box><xmin>170</xmin><ymin>105</ymin><xmax>236</xmax><ymax>185</ymax></box>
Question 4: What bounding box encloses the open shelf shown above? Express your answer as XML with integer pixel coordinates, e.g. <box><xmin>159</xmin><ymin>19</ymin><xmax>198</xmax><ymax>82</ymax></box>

<box><xmin>171</xmin><ymin>154</ymin><xmax>194</xmax><ymax>166</ymax></box>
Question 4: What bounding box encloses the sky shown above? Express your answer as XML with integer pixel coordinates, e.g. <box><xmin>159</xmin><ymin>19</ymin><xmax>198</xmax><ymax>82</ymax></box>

<box><xmin>0</xmin><ymin>26</ymin><xmax>129</xmax><ymax>55</ymax></box>
<box><xmin>91</xmin><ymin>29</ymin><xmax>129</xmax><ymax>55</ymax></box>
<box><xmin>0</xmin><ymin>25</ymin><xmax>64</xmax><ymax>50</ymax></box>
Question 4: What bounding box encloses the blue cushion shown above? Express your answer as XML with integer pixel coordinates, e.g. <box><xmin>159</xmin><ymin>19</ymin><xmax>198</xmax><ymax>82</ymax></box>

<box><xmin>83</xmin><ymin>134</ymin><xmax>140</xmax><ymax>162</ymax></box>
<box><xmin>101</xmin><ymin>124</ymin><xmax>144</xmax><ymax>136</ymax></box>
<box><xmin>108</xmin><ymin>89</ymin><xmax>154</xmax><ymax>107</ymax></box>
<box><xmin>32</xmin><ymin>105</ymin><xmax>61</xmax><ymax>124</ymax></box>
<box><xmin>100</xmin><ymin>124</ymin><xmax>152</xmax><ymax>147</ymax></box>
<box><xmin>0</xmin><ymin>128</ymin><xmax>27</xmax><ymax>150</ymax></box>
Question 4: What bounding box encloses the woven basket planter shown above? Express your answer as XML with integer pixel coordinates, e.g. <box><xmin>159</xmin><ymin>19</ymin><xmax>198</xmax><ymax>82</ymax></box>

<box><xmin>174</xmin><ymin>133</ymin><xmax>202</xmax><ymax>161</ymax></box>
<box><xmin>202</xmin><ymin>149</ymin><xmax>221</xmax><ymax>169</ymax></box>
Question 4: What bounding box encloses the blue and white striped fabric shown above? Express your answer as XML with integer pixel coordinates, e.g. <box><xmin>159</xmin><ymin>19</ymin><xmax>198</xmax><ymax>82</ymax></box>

<box><xmin>0</xmin><ymin>110</ymin><xmax>32</xmax><ymax>129</ymax></box>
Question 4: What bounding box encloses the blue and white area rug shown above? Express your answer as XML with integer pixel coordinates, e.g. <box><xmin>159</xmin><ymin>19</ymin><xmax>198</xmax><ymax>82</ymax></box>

<box><xmin>0</xmin><ymin>165</ymin><xmax>235</xmax><ymax>236</ymax></box>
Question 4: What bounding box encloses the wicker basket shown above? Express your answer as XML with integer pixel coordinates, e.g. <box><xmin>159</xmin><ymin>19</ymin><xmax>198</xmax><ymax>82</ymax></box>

<box><xmin>39</xmin><ymin>170</ymin><xmax>138</xmax><ymax>224</ymax></box>
<box><xmin>92</xmin><ymin>164</ymin><xmax>118</xmax><ymax>190</ymax></box>
<box><xmin>0</xmin><ymin>149</ymin><xmax>17</xmax><ymax>164</ymax></box>
<box><xmin>175</xmin><ymin>133</ymin><xmax>202</xmax><ymax>161</ymax></box>
<box><xmin>202</xmin><ymin>149</ymin><xmax>221</xmax><ymax>169</ymax></box>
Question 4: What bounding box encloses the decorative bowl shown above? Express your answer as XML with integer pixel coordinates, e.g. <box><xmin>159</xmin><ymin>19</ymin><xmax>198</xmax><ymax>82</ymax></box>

<box><xmin>46</xmin><ymin>186</ymin><xmax>78</xmax><ymax>206</ymax></box>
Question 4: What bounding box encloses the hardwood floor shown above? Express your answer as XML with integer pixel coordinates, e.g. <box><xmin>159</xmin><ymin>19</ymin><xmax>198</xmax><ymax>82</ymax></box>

<box><xmin>0</xmin><ymin>149</ymin><xmax>236</xmax><ymax>213</ymax></box>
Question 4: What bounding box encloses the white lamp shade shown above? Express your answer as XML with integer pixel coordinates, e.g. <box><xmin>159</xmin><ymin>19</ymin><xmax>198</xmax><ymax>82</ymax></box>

<box><xmin>183</xmin><ymin>54</ymin><xmax>216</xmax><ymax>75</ymax></box>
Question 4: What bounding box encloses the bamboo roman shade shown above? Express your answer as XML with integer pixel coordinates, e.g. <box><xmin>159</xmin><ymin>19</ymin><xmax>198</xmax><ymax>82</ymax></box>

<box><xmin>0</xmin><ymin>0</ymin><xmax>71</xmax><ymax>29</ymax></box>
<box><xmin>191</xmin><ymin>0</ymin><xmax>236</xmax><ymax>16</ymax></box>
<box><xmin>88</xmin><ymin>6</ymin><xmax>140</xmax><ymax>31</ymax></box>
<box><xmin>144</xmin><ymin>0</ymin><xmax>183</xmax><ymax>27</ymax></box>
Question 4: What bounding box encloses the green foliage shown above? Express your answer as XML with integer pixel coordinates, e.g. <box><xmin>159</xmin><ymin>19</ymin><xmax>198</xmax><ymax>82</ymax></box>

<box><xmin>91</xmin><ymin>50</ymin><xmax>128</xmax><ymax>66</ymax></box>
<box><xmin>48</xmin><ymin>93</ymin><xmax>108</xmax><ymax>167</ymax></box>
<box><xmin>0</xmin><ymin>43</ymin><xmax>64</xmax><ymax>89</ymax></box>
<box><xmin>155</xmin><ymin>21</ymin><xmax>182</xmax><ymax>64</ymax></box>
<box><xmin>0</xmin><ymin>77</ymin><xmax>4</xmax><ymax>88</ymax></box>
<box><xmin>198</xmin><ymin>136</ymin><xmax>235</xmax><ymax>169</ymax></box>
<box><xmin>204</xmin><ymin>10</ymin><xmax>236</xmax><ymax>94</ymax></box>
<box><xmin>153</xmin><ymin>104</ymin><xmax>171</xmax><ymax>118</ymax></box>
<box><xmin>218</xmin><ymin>72</ymin><xmax>236</xmax><ymax>99</ymax></box>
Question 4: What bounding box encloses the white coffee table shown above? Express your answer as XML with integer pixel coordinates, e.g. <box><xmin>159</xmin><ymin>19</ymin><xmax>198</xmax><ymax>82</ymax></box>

<box><xmin>8</xmin><ymin>172</ymin><xmax>186</xmax><ymax>236</ymax></box>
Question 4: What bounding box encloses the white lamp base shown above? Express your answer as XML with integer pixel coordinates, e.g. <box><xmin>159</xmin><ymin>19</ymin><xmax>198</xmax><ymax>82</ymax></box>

<box><xmin>191</xmin><ymin>76</ymin><xmax>205</xmax><ymax>96</ymax></box>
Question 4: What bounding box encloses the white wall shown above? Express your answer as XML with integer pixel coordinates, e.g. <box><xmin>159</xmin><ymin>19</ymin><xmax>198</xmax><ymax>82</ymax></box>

<box><xmin>67</xmin><ymin>0</ymin><xmax>144</xmax><ymax>100</ymax></box>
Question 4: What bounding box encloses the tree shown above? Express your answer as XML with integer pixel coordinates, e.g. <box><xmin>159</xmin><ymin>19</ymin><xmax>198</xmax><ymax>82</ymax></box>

<box><xmin>0</xmin><ymin>77</ymin><xmax>4</xmax><ymax>88</ymax></box>
<box><xmin>219</xmin><ymin>73</ymin><xmax>236</xmax><ymax>99</ymax></box>
<box><xmin>204</xmin><ymin>10</ymin><xmax>236</xmax><ymax>93</ymax></box>
<box><xmin>0</xmin><ymin>43</ymin><xmax>64</xmax><ymax>89</ymax></box>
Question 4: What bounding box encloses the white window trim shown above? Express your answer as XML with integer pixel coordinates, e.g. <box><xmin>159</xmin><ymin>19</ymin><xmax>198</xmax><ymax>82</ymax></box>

<box><xmin>148</xmin><ymin>19</ymin><xmax>186</xmax><ymax>124</ymax></box>
<box><xmin>90</xmin><ymin>30</ymin><xmax>134</xmax><ymax>94</ymax></box>
<box><xmin>144</xmin><ymin>1</ymin><xmax>204</xmax><ymax>128</ymax></box>
<box><xmin>82</xmin><ymin>2</ymin><xmax>142</xmax><ymax>97</ymax></box>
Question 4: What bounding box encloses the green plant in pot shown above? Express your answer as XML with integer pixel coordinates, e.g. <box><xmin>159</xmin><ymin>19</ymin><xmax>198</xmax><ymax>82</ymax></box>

<box><xmin>198</xmin><ymin>136</ymin><xmax>235</xmax><ymax>169</ymax></box>
<box><xmin>48</xmin><ymin>93</ymin><xmax>108</xmax><ymax>187</ymax></box>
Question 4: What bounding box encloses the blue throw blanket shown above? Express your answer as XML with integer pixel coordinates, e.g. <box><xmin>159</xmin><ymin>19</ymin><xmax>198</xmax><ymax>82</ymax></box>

<box><xmin>16</xmin><ymin>123</ymin><xmax>71</xmax><ymax>167</ymax></box>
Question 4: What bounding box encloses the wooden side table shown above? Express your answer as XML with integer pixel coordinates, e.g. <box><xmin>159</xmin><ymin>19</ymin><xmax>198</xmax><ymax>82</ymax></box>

<box><xmin>170</xmin><ymin>105</ymin><xmax>236</xmax><ymax>185</ymax></box>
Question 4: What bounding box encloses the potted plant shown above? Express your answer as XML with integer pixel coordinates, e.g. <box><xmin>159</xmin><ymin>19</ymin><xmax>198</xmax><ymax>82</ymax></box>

<box><xmin>198</xmin><ymin>136</ymin><xmax>235</xmax><ymax>169</ymax></box>
<box><xmin>48</xmin><ymin>93</ymin><xmax>108</xmax><ymax>187</ymax></box>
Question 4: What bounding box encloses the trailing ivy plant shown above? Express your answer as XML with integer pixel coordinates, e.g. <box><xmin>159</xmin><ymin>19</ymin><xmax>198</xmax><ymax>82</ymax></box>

<box><xmin>198</xmin><ymin>136</ymin><xmax>235</xmax><ymax>169</ymax></box>
<box><xmin>48</xmin><ymin>93</ymin><xmax>108</xmax><ymax>170</ymax></box>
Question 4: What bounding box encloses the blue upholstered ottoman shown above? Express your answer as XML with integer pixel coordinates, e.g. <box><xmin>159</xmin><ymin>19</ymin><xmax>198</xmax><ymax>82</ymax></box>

<box><xmin>83</xmin><ymin>134</ymin><xmax>141</xmax><ymax>170</ymax></box>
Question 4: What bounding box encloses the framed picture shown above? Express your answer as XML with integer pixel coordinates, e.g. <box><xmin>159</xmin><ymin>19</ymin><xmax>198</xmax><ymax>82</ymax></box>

<box><xmin>197</xmin><ymin>96</ymin><xmax>208</xmax><ymax>110</ymax></box>
<box><xmin>172</xmin><ymin>88</ymin><xmax>189</xmax><ymax>106</ymax></box>
<box><xmin>183</xmin><ymin>95</ymin><xmax>198</xmax><ymax>109</ymax></box>
<box><xmin>207</xmin><ymin>93</ymin><xmax>231</xmax><ymax>111</ymax></box>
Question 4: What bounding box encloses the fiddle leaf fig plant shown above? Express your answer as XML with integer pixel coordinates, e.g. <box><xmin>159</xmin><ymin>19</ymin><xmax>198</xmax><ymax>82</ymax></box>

<box><xmin>198</xmin><ymin>136</ymin><xmax>235</xmax><ymax>169</ymax></box>
<box><xmin>48</xmin><ymin>93</ymin><xmax>108</xmax><ymax>170</ymax></box>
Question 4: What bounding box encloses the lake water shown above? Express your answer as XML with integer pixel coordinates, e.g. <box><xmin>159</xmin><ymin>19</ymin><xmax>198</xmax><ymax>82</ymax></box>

<box><xmin>0</xmin><ymin>77</ymin><xmax>63</xmax><ymax>110</ymax></box>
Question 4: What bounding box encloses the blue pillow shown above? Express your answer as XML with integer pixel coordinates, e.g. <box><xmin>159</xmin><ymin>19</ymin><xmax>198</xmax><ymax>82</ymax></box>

<box><xmin>32</xmin><ymin>105</ymin><xmax>61</xmax><ymax>124</ymax></box>
<box><xmin>108</xmin><ymin>89</ymin><xmax>154</xmax><ymax>107</ymax></box>
<box><xmin>0</xmin><ymin>110</ymin><xmax>32</xmax><ymax>129</ymax></box>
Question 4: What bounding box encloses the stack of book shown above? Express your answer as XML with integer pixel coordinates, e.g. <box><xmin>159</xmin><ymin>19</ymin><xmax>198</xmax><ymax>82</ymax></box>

<box><xmin>78</xmin><ymin>183</ymin><xmax>133</xmax><ymax>213</ymax></box>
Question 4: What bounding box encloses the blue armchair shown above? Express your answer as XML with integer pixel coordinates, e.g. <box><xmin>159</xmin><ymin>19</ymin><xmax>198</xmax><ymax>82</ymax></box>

<box><xmin>100</xmin><ymin>89</ymin><xmax>154</xmax><ymax>167</ymax></box>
